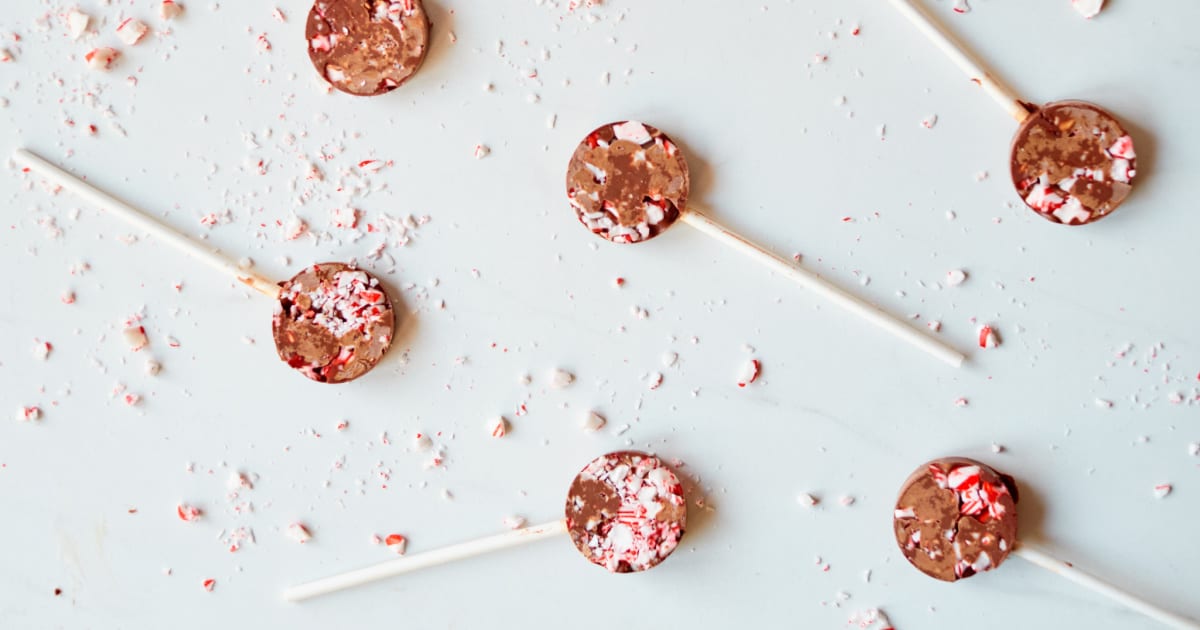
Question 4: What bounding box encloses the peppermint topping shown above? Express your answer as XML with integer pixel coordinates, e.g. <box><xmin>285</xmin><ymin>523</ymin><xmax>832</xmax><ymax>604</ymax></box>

<box><xmin>566</xmin><ymin>452</ymin><xmax>686</xmax><ymax>573</ymax></box>
<box><xmin>281</xmin><ymin>268</ymin><xmax>388</xmax><ymax>339</ymax></box>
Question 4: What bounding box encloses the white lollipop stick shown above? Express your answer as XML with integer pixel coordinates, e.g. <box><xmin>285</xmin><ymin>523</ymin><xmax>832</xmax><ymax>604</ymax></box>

<box><xmin>885</xmin><ymin>0</ymin><xmax>1031</xmax><ymax>123</ymax></box>
<box><xmin>13</xmin><ymin>149</ymin><xmax>282</xmax><ymax>299</ymax></box>
<box><xmin>283</xmin><ymin>519</ymin><xmax>568</xmax><ymax>602</ymax></box>
<box><xmin>679</xmin><ymin>208</ymin><xmax>966</xmax><ymax>368</ymax></box>
<box><xmin>1014</xmin><ymin>542</ymin><xmax>1200</xmax><ymax>629</ymax></box>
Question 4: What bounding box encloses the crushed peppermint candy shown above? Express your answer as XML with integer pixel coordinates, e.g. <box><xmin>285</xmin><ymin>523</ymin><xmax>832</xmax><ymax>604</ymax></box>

<box><xmin>737</xmin><ymin>359</ymin><xmax>761</xmax><ymax>387</ymax></box>
<box><xmin>1153</xmin><ymin>484</ymin><xmax>1172</xmax><ymax>499</ymax></box>
<box><xmin>177</xmin><ymin>504</ymin><xmax>203</xmax><ymax>522</ymax></box>
<box><xmin>502</xmin><ymin>515</ymin><xmax>527</xmax><ymax>530</ymax></box>
<box><xmin>487</xmin><ymin>416</ymin><xmax>509</xmax><ymax>438</ymax></box>
<box><xmin>16</xmin><ymin>406</ymin><xmax>42</xmax><ymax>422</ymax></box>
<box><xmin>85</xmin><ymin>48</ymin><xmax>119</xmax><ymax>71</ymax></box>
<box><xmin>1071</xmin><ymin>0</ymin><xmax>1104</xmax><ymax>19</ymax></box>
<box><xmin>67</xmin><ymin>9</ymin><xmax>91</xmax><ymax>40</ymax></box>
<box><xmin>566</xmin><ymin>452</ymin><xmax>686</xmax><ymax>573</ymax></box>
<box><xmin>286</xmin><ymin>523</ymin><xmax>313</xmax><ymax>543</ymax></box>
<box><xmin>160</xmin><ymin>1</ymin><xmax>185</xmax><ymax>20</ymax></box>
<box><xmin>797</xmin><ymin>493</ymin><xmax>819</xmax><ymax>507</ymax></box>
<box><xmin>385</xmin><ymin>534</ymin><xmax>407</xmax><ymax>554</ymax></box>
<box><xmin>279</xmin><ymin>269</ymin><xmax>387</xmax><ymax>339</ymax></box>
<box><xmin>581</xmin><ymin>411</ymin><xmax>606</xmax><ymax>432</ymax></box>
<box><xmin>848</xmin><ymin>608</ymin><xmax>895</xmax><ymax>630</ymax></box>
<box><xmin>116</xmin><ymin>18</ymin><xmax>149</xmax><ymax>46</ymax></box>
<box><xmin>946</xmin><ymin>269</ymin><xmax>967</xmax><ymax>286</ymax></box>
<box><xmin>978</xmin><ymin>326</ymin><xmax>1000</xmax><ymax>349</ymax></box>
<box><xmin>202</xmin><ymin>578</ymin><xmax>215</xmax><ymax>592</ymax></box>
<box><xmin>123</xmin><ymin>326</ymin><xmax>149</xmax><ymax>351</ymax></box>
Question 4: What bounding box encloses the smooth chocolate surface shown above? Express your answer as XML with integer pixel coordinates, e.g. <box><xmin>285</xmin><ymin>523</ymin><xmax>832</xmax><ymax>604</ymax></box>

<box><xmin>272</xmin><ymin>262</ymin><xmax>395</xmax><ymax>384</ymax></box>
<box><xmin>893</xmin><ymin>457</ymin><xmax>1019</xmax><ymax>582</ymax></box>
<box><xmin>566</xmin><ymin>121</ymin><xmax>690</xmax><ymax>244</ymax></box>
<box><xmin>1010</xmin><ymin>101</ymin><xmax>1136</xmax><ymax>225</ymax></box>
<box><xmin>564</xmin><ymin>450</ymin><xmax>687</xmax><ymax>573</ymax></box>
<box><xmin>306</xmin><ymin>0</ymin><xmax>430</xmax><ymax>97</ymax></box>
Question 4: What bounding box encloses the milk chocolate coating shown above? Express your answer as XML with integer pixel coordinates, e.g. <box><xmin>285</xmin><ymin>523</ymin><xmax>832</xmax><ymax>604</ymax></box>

<box><xmin>893</xmin><ymin>457</ymin><xmax>1019</xmax><ymax>582</ymax></box>
<box><xmin>272</xmin><ymin>263</ymin><xmax>395</xmax><ymax>384</ymax></box>
<box><xmin>306</xmin><ymin>0</ymin><xmax>430</xmax><ymax>97</ymax></box>
<box><xmin>1010</xmin><ymin>101</ymin><xmax>1136</xmax><ymax>225</ymax></box>
<box><xmin>566</xmin><ymin>121</ymin><xmax>690</xmax><ymax>244</ymax></box>
<box><xmin>565</xmin><ymin>450</ymin><xmax>687</xmax><ymax>573</ymax></box>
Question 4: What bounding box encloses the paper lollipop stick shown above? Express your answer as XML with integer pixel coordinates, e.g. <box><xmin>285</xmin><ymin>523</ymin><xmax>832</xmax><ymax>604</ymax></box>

<box><xmin>566</xmin><ymin>121</ymin><xmax>966</xmax><ymax>368</ymax></box>
<box><xmin>14</xmin><ymin>149</ymin><xmax>281</xmax><ymax>298</ymax></box>
<box><xmin>894</xmin><ymin>458</ymin><xmax>1199</xmax><ymax>629</ymax></box>
<box><xmin>284</xmin><ymin>451</ymin><xmax>688</xmax><ymax>602</ymax></box>
<box><xmin>883</xmin><ymin>1</ymin><xmax>1139</xmax><ymax>226</ymax></box>
<box><xmin>680</xmin><ymin>209</ymin><xmax>965</xmax><ymax>367</ymax></box>
<box><xmin>885</xmin><ymin>0</ymin><xmax>1030</xmax><ymax>122</ymax></box>
<box><xmin>14</xmin><ymin>148</ymin><xmax>397</xmax><ymax>384</ymax></box>
<box><xmin>285</xmin><ymin>520</ymin><xmax>568</xmax><ymax>602</ymax></box>
<box><xmin>1013</xmin><ymin>543</ymin><xmax>1200</xmax><ymax>630</ymax></box>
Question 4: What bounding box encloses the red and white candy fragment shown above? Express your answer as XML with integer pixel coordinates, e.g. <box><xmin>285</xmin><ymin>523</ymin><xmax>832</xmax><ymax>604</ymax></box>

<box><xmin>202</xmin><ymin>578</ymin><xmax>215</xmax><ymax>592</ymax></box>
<box><xmin>549</xmin><ymin>368</ymin><xmax>575</xmax><ymax>388</ymax></box>
<box><xmin>1021</xmin><ymin>134</ymin><xmax>1136</xmax><ymax>225</ymax></box>
<box><xmin>1071</xmin><ymin>0</ymin><xmax>1104</xmax><ymax>18</ymax></box>
<box><xmin>385</xmin><ymin>534</ymin><xmax>407</xmax><ymax>554</ymax></box>
<box><xmin>85</xmin><ymin>48</ymin><xmax>119</xmax><ymax>71</ymax></box>
<box><xmin>946</xmin><ymin>269</ymin><xmax>967</xmax><ymax>287</ymax></box>
<box><xmin>161</xmin><ymin>1</ymin><xmax>185</xmax><ymax>20</ymax></box>
<box><xmin>737</xmin><ymin>359</ymin><xmax>761</xmax><ymax>387</ymax></box>
<box><xmin>287</xmin><ymin>523</ymin><xmax>313</xmax><ymax>543</ymax></box>
<box><xmin>848</xmin><ymin>608</ymin><xmax>895</xmax><ymax>630</ymax></box>
<box><xmin>978</xmin><ymin>325</ymin><xmax>1000</xmax><ymax>349</ymax></box>
<box><xmin>487</xmin><ymin>416</ymin><xmax>508</xmax><ymax>438</ymax></box>
<box><xmin>16</xmin><ymin>406</ymin><xmax>41</xmax><ymax>422</ymax></box>
<box><xmin>116</xmin><ymin>19</ymin><xmax>150</xmax><ymax>46</ymax></box>
<box><xmin>32</xmin><ymin>340</ymin><xmax>52</xmax><ymax>360</ymax></box>
<box><xmin>124</xmin><ymin>326</ymin><xmax>149</xmax><ymax>351</ymax></box>
<box><xmin>931</xmin><ymin>463</ymin><xmax>1011</xmax><ymax>522</ymax></box>
<box><xmin>177</xmin><ymin>503</ymin><xmax>203</xmax><ymax>522</ymax></box>
<box><xmin>1153</xmin><ymin>484</ymin><xmax>1172</xmax><ymax>499</ymax></box>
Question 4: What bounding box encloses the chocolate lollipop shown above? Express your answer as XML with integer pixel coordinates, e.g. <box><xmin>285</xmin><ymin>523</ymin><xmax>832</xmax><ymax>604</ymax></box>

<box><xmin>306</xmin><ymin>0</ymin><xmax>430</xmax><ymax>97</ymax></box>
<box><xmin>566</xmin><ymin>121</ymin><xmax>966</xmax><ymax>367</ymax></box>
<box><xmin>14</xmin><ymin>149</ymin><xmax>395</xmax><ymax>384</ymax></box>
<box><xmin>895</xmin><ymin>458</ymin><xmax>1199</xmax><ymax>628</ymax></box>
<box><xmin>886</xmin><ymin>0</ymin><xmax>1138</xmax><ymax>226</ymax></box>
<box><xmin>284</xmin><ymin>451</ymin><xmax>687</xmax><ymax>601</ymax></box>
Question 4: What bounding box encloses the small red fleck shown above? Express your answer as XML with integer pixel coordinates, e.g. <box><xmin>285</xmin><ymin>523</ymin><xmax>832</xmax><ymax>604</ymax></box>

<box><xmin>202</xmin><ymin>578</ymin><xmax>215</xmax><ymax>592</ymax></box>
<box><xmin>54</xmin><ymin>588</ymin><xmax>62</xmax><ymax>596</ymax></box>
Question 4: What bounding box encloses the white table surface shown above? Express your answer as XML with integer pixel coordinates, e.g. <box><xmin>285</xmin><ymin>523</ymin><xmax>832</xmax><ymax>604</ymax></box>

<box><xmin>2</xmin><ymin>0</ymin><xmax>1198</xmax><ymax>628</ymax></box>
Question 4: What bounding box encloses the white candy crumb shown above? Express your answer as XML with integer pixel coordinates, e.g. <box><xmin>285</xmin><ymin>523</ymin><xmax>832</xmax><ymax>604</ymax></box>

<box><xmin>1153</xmin><ymin>484</ymin><xmax>1172</xmax><ymax>499</ymax></box>
<box><xmin>946</xmin><ymin>269</ymin><xmax>967</xmax><ymax>286</ymax></box>
<box><xmin>161</xmin><ymin>1</ymin><xmax>185</xmax><ymax>20</ymax></box>
<box><xmin>1071</xmin><ymin>0</ymin><xmax>1104</xmax><ymax>19</ymax></box>
<box><xmin>581</xmin><ymin>411</ymin><xmax>606</xmax><ymax>432</ymax></box>
<box><xmin>502</xmin><ymin>515</ymin><xmax>526</xmax><ymax>530</ymax></box>
<box><xmin>549</xmin><ymin>368</ymin><xmax>575</xmax><ymax>388</ymax></box>
<box><xmin>286</xmin><ymin>523</ymin><xmax>312</xmax><ymax>543</ymax></box>
<box><xmin>412</xmin><ymin>433</ymin><xmax>433</xmax><ymax>451</ymax></box>
<box><xmin>797</xmin><ymin>493</ymin><xmax>819</xmax><ymax>507</ymax></box>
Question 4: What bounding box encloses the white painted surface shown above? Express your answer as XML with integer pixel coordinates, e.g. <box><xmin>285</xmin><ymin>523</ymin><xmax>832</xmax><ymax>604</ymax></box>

<box><xmin>1</xmin><ymin>0</ymin><xmax>1197</xmax><ymax>627</ymax></box>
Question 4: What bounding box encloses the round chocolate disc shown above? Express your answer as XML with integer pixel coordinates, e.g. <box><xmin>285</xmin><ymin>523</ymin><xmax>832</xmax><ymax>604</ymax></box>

<box><xmin>564</xmin><ymin>450</ymin><xmax>687</xmax><ymax>573</ymax></box>
<box><xmin>272</xmin><ymin>262</ymin><xmax>395</xmax><ymax>384</ymax></box>
<box><xmin>565</xmin><ymin>121</ymin><xmax>690</xmax><ymax>244</ymax></box>
<box><xmin>893</xmin><ymin>457</ymin><xmax>1019</xmax><ymax>582</ymax></box>
<box><xmin>1010</xmin><ymin>101</ymin><xmax>1137</xmax><ymax>225</ymax></box>
<box><xmin>306</xmin><ymin>0</ymin><xmax>430</xmax><ymax>97</ymax></box>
